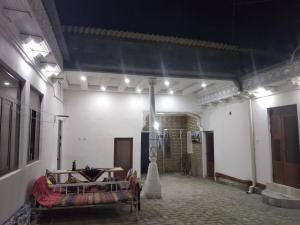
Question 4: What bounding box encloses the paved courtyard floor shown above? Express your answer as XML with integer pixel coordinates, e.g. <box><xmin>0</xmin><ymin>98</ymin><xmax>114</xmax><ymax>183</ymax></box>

<box><xmin>36</xmin><ymin>174</ymin><xmax>300</xmax><ymax>225</ymax></box>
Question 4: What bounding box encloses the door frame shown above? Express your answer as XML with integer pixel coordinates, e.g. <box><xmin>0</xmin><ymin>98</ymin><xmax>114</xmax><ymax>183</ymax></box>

<box><xmin>114</xmin><ymin>137</ymin><xmax>133</xmax><ymax>170</ymax></box>
<box><xmin>268</xmin><ymin>104</ymin><xmax>300</xmax><ymax>188</ymax></box>
<box><xmin>205</xmin><ymin>131</ymin><xmax>215</xmax><ymax>179</ymax></box>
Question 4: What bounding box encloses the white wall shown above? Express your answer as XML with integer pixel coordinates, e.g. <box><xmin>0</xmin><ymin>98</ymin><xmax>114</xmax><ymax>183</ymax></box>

<box><xmin>201</xmin><ymin>88</ymin><xmax>300</xmax><ymax>185</ymax></box>
<box><xmin>62</xmin><ymin>90</ymin><xmax>199</xmax><ymax>176</ymax></box>
<box><xmin>0</xmin><ymin>31</ymin><xmax>63</xmax><ymax>224</ymax></box>
<box><xmin>201</xmin><ymin>100</ymin><xmax>252</xmax><ymax>181</ymax></box>
<box><xmin>252</xmin><ymin>89</ymin><xmax>300</xmax><ymax>184</ymax></box>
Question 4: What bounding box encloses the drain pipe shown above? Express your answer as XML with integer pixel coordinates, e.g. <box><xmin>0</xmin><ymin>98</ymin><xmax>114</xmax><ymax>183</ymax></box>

<box><xmin>247</xmin><ymin>98</ymin><xmax>257</xmax><ymax>193</ymax></box>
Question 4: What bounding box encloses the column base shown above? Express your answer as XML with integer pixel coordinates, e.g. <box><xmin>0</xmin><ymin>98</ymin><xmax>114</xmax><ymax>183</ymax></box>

<box><xmin>142</xmin><ymin>162</ymin><xmax>162</xmax><ymax>199</ymax></box>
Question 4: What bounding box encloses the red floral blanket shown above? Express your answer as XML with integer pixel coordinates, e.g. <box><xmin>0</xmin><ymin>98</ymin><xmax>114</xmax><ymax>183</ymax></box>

<box><xmin>32</xmin><ymin>176</ymin><xmax>62</xmax><ymax>208</ymax></box>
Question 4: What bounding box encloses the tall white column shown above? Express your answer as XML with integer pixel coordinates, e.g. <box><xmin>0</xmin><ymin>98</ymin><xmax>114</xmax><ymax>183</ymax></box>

<box><xmin>142</xmin><ymin>78</ymin><xmax>162</xmax><ymax>199</ymax></box>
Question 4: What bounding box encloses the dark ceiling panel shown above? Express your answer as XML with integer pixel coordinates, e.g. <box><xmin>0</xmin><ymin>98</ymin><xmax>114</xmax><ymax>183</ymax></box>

<box><xmin>54</xmin><ymin>0</ymin><xmax>300</xmax><ymax>57</ymax></box>
<box><xmin>54</xmin><ymin>0</ymin><xmax>234</xmax><ymax>43</ymax></box>
<box><xmin>43</xmin><ymin>0</ymin><xmax>299</xmax><ymax>83</ymax></box>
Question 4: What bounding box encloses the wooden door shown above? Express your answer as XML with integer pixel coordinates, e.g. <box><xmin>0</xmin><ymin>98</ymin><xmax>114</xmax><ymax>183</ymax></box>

<box><xmin>141</xmin><ymin>132</ymin><xmax>149</xmax><ymax>174</ymax></box>
<box><xmin>269</xmin><ymin>105</ymin><xmax>300</xmax><ymax>188</ymax></box>
<box><xmin>206</xmin><ymin>132</ymin><xmax>215</xmax><ymax>178</ymax></box>
<box><xmin>114</xmin><ymin>138</ymin><xmax>133</xmax><ymax>180</ymax></box>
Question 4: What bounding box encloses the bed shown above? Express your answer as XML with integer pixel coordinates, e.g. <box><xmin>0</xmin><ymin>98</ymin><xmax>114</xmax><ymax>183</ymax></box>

<box><xmin>31</xmin><ymin>171</ymin><xmax>141</xmax><ymax>214</ymax></box>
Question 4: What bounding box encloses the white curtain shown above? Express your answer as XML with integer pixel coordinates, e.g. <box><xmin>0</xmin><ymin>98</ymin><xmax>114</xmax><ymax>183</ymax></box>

<box><xmin>187</xmin><ymin>131</ymin><xmax>193</xmax><ymax>154</ymax></box>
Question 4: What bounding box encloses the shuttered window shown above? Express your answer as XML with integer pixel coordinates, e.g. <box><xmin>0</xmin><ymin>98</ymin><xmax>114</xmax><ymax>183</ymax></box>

<box><xmin>27</xmin><ymin>87</ymin><xmax>42</xmax><ymax>163</ymax></box>
<box><xmin>0</xmin><ymin>68</ymin><xmax>21</xmax><ymax>176</ymax></box>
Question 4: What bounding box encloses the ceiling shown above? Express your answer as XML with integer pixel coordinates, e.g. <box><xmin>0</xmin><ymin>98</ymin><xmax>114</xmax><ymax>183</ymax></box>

<box><xmin>64</xmin><ymin>71</ymin><xmax>233</xmax><ymax>96</ymax></box>
<box><xmin>53</xmin><ymin>0</ymin><xmax>299</xmax><ymax>55</ymax></box>
<box><xmin>2</xmin><ymin>0</ymin><xmax>300</xmax><ymax>105</ymax></box>
<box><xmin>41</xmin><ymin>0</ymin><xmax>300</xmax><ymax>85</ymax></box>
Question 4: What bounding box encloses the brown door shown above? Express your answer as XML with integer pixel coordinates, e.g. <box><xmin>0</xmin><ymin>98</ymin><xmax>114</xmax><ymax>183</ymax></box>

<box><xmin>206</xmin><ymin>132</ymin><xmax>215</xmax><ymax>178</ymax></box>
<box><xmin>114</xmin><ymin>138</ymin><xmax>133</xmax><ymax>180</ymax></box>
<box><xmin>269</xmin><ymin>105</ymin><xmax>300</xmax><ymax>188</ymax></box>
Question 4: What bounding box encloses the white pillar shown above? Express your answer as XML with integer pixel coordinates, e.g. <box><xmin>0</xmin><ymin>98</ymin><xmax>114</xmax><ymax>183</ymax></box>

<box><xmin>142</xmin><ymin>78</ymin><xmax>162</xmax><ymax>199</ymax></box>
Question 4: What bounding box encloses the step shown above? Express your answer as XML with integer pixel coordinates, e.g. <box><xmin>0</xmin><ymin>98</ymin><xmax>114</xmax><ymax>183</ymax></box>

<box><xmin>266</xmin><ymin>182</ymin><xmax>300</xmax><ymax>199</ymax></box>
<box><xmin>262</xmin><ymin>183</ymin><xmax>300</xmax><ymax>209</ymax></box>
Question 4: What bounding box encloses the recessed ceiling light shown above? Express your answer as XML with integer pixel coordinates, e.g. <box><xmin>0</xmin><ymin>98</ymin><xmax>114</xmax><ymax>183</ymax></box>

<box><xmin>169</xmin><ymin>90</ymin><xmax>174</xmax><ymax>95</ymax></box>
<box><xmin>101</xmin><ymin>86</ymin><xmax>106</xmax><ymax>91</ymax></box>
<box><xmin>4</xmin><ymin>82</ymin><xmax>10</xmax><ymax>86</ymax></box>
<box><xmin>136</xmin><ymin>88</ymin><xmax>142</xmax><ymax>93</ymax></box>
<box><xmin>125</xmin><ymin>78</ymin><xmax>130</xmax><ymax>84</ymax></box>
<box><xmin>201</xmin><ymin>82</ymin><xmax>207</xmax><ymax>88</ymax></box>
<box><xmin>80</xmin><ymin>76</ymin><xmax>87</xmax><ymax>81</ymax></box>
<box><xmin>164</xmin><ymin>80</ymin><xmax>170</xmax><ymax>87</ymax></box>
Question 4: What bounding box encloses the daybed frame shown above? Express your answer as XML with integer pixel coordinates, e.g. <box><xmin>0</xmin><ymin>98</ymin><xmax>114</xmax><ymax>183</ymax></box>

<box><xmin>32</xmin><ymin>178</ymin><xmax>141</xmax><ymax>216</ymax></box>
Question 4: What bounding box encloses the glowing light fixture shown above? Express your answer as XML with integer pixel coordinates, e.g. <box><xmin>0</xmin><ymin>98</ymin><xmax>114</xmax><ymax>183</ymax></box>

<box><xmin>251</xmin><ymin>87</ymin><xmax>272</xmax><ymax>97</ymax></box>
<box><xmin>125</xmin><ymin>78</ymin><xmax>130</xmax><ymax>84</ymax></box>
<box><xmin>169</xmin><ymin>90</ymin><xmax>174</xmax><ymax>95</ymax></box>
<box><xmin>101</xmin><ymin>86</ymin><xmax>106</xmax><ymax>91</ymax></box>
<box><xmin>201</xmin><ymin>82</ymin><xmax>207</xmax><ymax>88</ymax></box>
<box><xmin>164</xmin><ymin>80</ymin><xmax>170</xmax><ymax>87</ymax></box>
<box><xmin>22</xmin><ymin>35</ymin><xmax>50</xmax><ymax>58</ymax></box>
<box><xmin>40</xmin><ymin>63</ymin><xmax>61</xmax><ymax>77</ymax></box>
<box><xmin>4</xmin><ymin>82</ymin><xmax>10</xmax><ymax>86</ymax></box>
<box><xmin>291</xmin><ymin>76</ymin><xmax>300</xmax><ymax>86</ymax></box>
<box><xmin>136</xmin><ymin>88</ymin><xmax>142</xmax><ymax>93</ymax></box>
<box><xmin>153</xmin><ymin>121</ymin><xmax>160</xmax><ymax>130</ymax></box>
<box><xmin>80</xmin><ymin>76</ymin><xmax>87</xmax><ymax>81</ymax></box>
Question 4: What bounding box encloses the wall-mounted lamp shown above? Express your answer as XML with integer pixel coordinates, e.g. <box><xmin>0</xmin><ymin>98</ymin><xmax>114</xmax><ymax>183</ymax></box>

<box><xmin>40</xmin><ymin>62</ymin><xmax>61</xmax><ymax>77</ymax></box>
<box><xmin>21</xmin><ymin>34</ymin><xmax>50</xmax><ymax>58</ymax></box>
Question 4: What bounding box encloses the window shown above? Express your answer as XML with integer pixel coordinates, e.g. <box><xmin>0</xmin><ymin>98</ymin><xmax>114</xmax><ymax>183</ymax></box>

<box><xmin>0</xmin><ymin>68</ymin><xmax>21</xmax><ymax>176</ymax></box>
<box><xmin>27</xmin><ymin>88</ymin><xmax>42</xmax><ymax>163</ymax></box>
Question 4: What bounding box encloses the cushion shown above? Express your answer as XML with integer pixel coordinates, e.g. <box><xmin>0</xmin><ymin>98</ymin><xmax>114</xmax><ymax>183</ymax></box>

<box><xmin>56</xmin><ymin>191</ymin><xmax>133</xmax><ymax>207</ymax></box>
<box><xmin>46</xmin><ymin>177</ymin><xmax>52</xmax><ymax>186</ymax></box>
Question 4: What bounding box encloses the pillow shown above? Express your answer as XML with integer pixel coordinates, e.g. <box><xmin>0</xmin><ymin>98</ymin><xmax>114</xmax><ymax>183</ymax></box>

<box><xmin>47</xmin><ymin>175</ymin><xmax>57</xmax><ymax>184</ymax></box>
<box><xmin>46</xmin><ymin>177</ymin><xmax>53</xmax><ymax>187</ymax></box>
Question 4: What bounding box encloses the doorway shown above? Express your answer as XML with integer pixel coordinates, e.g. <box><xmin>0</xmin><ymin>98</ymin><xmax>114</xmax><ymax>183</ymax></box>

<box><xmin>141</xmin><ymin>132</ymin><xmax>149</xmax><ymax>174</ymax></box>
<box><xmin>206</xmin><ymin>131</ymin><xmax>214</xmax><ymax>178</ymax></box>
<box><xmin>269</xmin><ymin>104</ymin><xmax>300</xmax><ymax>188</ymax></box>
<box><xmin>57</xmin><ymin>120</ymin><xmax>63</xmax><ymax>170</ymax></box>
<box><xmin>114</xmin><ymin>138</ymin><xmax>133</xmax><ymax>180</ymax></box>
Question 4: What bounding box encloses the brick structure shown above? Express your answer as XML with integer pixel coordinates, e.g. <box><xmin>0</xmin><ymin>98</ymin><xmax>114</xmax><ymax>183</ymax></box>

<box><xmin>144</xmin><ymin>114</ymin><xmax>202</xmax><ymax>176</ymax></box>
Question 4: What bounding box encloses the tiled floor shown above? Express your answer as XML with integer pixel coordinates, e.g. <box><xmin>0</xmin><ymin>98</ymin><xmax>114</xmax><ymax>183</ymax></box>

<box><xmin>36</xmin><ymin>174</ymin><xmax>300</xmax><ymax>225</ymax></box>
